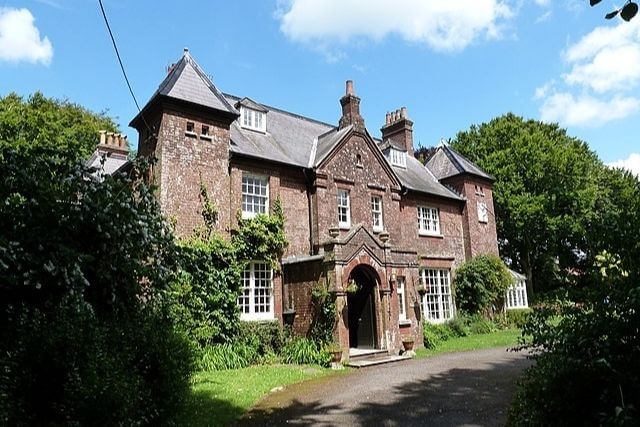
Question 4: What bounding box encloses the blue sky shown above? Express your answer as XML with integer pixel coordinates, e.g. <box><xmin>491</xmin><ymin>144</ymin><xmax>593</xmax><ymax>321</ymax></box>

<box><xmin>2</xmin><ymin>0</ymin><xmax>639</xmax><ymax>173</ymax></box>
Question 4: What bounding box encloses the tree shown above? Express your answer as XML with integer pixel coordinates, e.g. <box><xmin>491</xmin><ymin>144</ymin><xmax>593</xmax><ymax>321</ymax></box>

<box><xmin>451</xmin><ymin>113</ymin><xmax>602</xmax><ymax>295</ymax></box>
<box><xmin>0</xmin><ymin>92</ymin><xmax>118</xmax><ymax>161</ymax></box>
<box><xmin>453</xmin><ymin>254</ymin><xmax>513</xmax><ymax>316</ymax></box>
<box><xmin>0</xmin><ymin>94</ymin><xmax>194</xmax><ymax>424</ymax></box>
<box><xmin>591</xmin><ymin>0</ymin><xmax>638</xmax><ymax>21</ymax></box>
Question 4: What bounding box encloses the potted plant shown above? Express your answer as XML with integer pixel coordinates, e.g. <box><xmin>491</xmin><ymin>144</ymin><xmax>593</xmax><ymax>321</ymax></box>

<box><xmin>402</xmin><ymin>335</ymin><xmax>415</xmax><ymax>351</ymax></box>
<box><xmin>346</xmin><ymin>279</ymin><xmax>359</xmax><ymax>294</ymax></box>
<box><xmin>416</xmin><ymin>282</ymin><xmax>427</xmax><ymax>296</ymax></box>
<box><xmin>325</xmin><ymin>342</ymin><xmax>343</xmax><ymax>363</ymax></box>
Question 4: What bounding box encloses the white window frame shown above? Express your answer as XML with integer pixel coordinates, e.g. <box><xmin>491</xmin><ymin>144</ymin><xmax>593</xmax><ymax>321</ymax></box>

<box><xmin>238</xmin><ymin>262</ymin><xmax>274</xmax><ymax>321</ymax></box>
<box><xmin>240</xmin><ymin>107</ymin><xmax>266</xmax><ymax>133</ymax></box>
<box><xmin>371</xmin><ymin>195</ymin><xmax>383</xmax><ymax>232</ymax></box>
<box><xmin>397</xmin><ymin>276</ymin><xmax>408</xmax><ymax>322</ymax></box>
<box><xmin>477</xmin><ymin>201</ymin><xmax>489</xmax><ymax>223</ymax></box>
<box><xmin>420</xmin><ymin>269</ymin><xmax>454</xmax><ymax>324</ymax></box>
<box><xmin>388</xmin><ymin>148</ymin><xmax>407</xmax><ymax>168</ymax></box>
<box><xmin>337</xmin><ymin>189</ymin><xmax>351</xmax><ymax>229</ymax></box>
<box><xmin>505</xmin><ymin>279</ymin><xmax>529</xmax><ymax>309</ymax></box>
<box><xmin>242</xmin><ymin>174</ymin><xmax>269</xmax><ymax>219</ymax></box>
<box><xmin>417</xmin><ymin>206</ymin><xmax>440</xmax><ymax>236</ymax></box>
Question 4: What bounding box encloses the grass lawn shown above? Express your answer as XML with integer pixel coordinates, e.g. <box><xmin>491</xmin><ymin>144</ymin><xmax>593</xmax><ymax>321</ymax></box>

<box><xmin>183</xmin><ymin>364</ymin><xmax>339</xmax><ymax>426</ymax></box>
<box><xmin>416</xmin><ymin>328</ymin><xmax>524</xmax><ymax>358</ymax></box>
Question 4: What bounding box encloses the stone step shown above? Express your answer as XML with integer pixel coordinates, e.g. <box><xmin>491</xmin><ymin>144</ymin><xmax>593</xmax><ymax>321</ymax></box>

<box><xmin>346</xmin><ymin>354</ymin><xmax>412</xmax><ymax>368</ymax></box>
<box><xmin>348</xmin><ymin>349</ymin><xmax>389</xmax><ymax>361</ymax></box>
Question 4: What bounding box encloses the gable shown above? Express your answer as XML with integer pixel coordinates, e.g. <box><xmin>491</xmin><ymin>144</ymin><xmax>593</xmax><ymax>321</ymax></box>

<box><xmin>316</xmin><ymin>127</ymin><xmax>402</xmax><ymax>189</ymax></box>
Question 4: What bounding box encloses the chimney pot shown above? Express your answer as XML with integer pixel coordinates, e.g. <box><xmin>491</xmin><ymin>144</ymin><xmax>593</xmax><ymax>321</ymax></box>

<box><xmin>345</xmin><ymin>80</ymin><xmax>354</xmax><ymax>96</ymax></box>
<box><xmin>401</xmin><ymin>107</ymin><xmax>407</xmax><ymax>119</ymax></box>
<box><xmin>99</xmin><ymin>130</ymin><xmax>106</xmax><ymax>145</ymax></box>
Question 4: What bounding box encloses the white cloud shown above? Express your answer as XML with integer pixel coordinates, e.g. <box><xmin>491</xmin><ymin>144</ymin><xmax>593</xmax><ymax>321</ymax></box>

<box><xmin>539</xmin><ymin>92</ymin><xmax>640</xmax><ymax>126</ymax></box>
<box><xmin>607</xmin><ymin>153</ymin><xmax>640</xmax><ymax>177</ymax></box>
<box><xmin>278</xmin><ymin>0</ymin><xmax>513</xmax><ymax>55</ymax></box>
<box><xmin>0</xmin><ymin>8</ymin><xmax>52</xmax><ymax>65</ymax></box>
<box><xmin>534</xmin><ymin>0</ymin><xmax>551</xmax><ymax>7</ymax></box>
<box><xmin>563</xmin><ymin>20</ymin><xmax>640</xmax><ymax>93</ymax></box>
<box><xmin>535</xmin><ymin>10</ymin><xmax>552</xmax><ymax>23</ymax></box>
<box><xmin>536</xmin><ymin>20</ymin><xmax>640</xmax><ymax>127</ymax></box>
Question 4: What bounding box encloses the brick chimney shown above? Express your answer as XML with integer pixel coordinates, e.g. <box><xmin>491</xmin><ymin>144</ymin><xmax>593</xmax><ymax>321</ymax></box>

<box><xmin>96</xmin><ymin>130</ymin><xmax>129</xmax><ymax>157</ymax></box>
<box><xmin>381</xmin><ymin>107</ymin><xmax>413</xmax><ymax>156</ymax></box>
<box><xmin>339</xmin><ymin>80</ymin><xmax>365</xmax><ymax>130</ymax></box>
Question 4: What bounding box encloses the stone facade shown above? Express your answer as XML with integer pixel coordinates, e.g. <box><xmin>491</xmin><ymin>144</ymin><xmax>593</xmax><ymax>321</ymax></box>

<box><xmin>130</xmin><ymin>50</ymin><xmax>500</xmax><ymax>355</ymax></box>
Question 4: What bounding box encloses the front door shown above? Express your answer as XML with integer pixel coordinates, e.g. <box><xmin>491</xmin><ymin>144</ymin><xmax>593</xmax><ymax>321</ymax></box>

<box><xmin>347</xmin><ymin>280</ymin><xmax>376</xmax><ymax>349</ymax></box>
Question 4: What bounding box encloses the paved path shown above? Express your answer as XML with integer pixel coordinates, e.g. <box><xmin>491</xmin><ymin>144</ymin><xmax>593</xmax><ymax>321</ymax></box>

<box><xmin>239</xmin><ymin>347</ymin><xmax>531</xmax><ymax>427</ymax></box>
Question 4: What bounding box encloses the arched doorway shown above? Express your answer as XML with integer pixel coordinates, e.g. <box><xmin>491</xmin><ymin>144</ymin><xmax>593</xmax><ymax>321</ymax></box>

<box><xmin>347</xmin><ymin>265</ymin><xmax>379</xmax><ymax>349</ymax></box>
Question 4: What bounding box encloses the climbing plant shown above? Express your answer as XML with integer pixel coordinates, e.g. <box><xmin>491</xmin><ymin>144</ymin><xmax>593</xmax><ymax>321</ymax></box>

<box><xmin>232</xmin><ymin>198</ymin><xmax>288</xmax><ymax>270</ymax></box>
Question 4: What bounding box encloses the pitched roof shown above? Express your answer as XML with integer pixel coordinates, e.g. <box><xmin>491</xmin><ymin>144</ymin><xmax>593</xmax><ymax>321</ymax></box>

<box><xmin>130</xmin><ymin>49</ymin><xmax>237</xmax><ymax>127</ymax></box>
<box><xmin>385</xmin><ymin>151</ymin><xmax>464</xmax><ymax>201</ymax></box>
<box><xmin>312</xmin><ymin>125</ymin><xmax>353</xmax><ymax>167</ymax></box>
<box><xmin>225</xmin><ymin>94</ymin><xmax>333</xmax><ymax>168</ymax></box>
<box><xmin>425</xmin><ymin>144</ymin><xmax>494</xmax><ymax>182</ymax></box>
<box><xmin>235</xmin><ymin>97</ymin><xmax>268</xmax><ymax>113</ymax></box>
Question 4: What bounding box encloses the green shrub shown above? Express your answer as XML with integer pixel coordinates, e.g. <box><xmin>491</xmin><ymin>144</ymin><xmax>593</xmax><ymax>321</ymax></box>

<box><xmin>453</xmin><ymin>255</ymin><xmax>512</xmax><ymax>316</ymax></box>
<box><xmin>1</xmin><ymin>299</ymin><xmax>194</xmax><ymax>425</ymax></box>
<box><xmin>280</xmin><ymin>338</ymin><xmax>330</xmax><ymax>366</ymax></box>
<box><xmin>467</xmin><ymin>315</ymin><xmax>497</xmax><ymax>334</ymax></box>
<box><xmin>199</xmin><ymin>343</ymin><xmax>258</xmax><ymax>371</ymax></box>
<box><xmin>237</xmin><ymin>320</ymin><xmax>288</xmax><ymax>357</ymax></box>
<box><xmin>445</xmin><ymin>316</ymin><xmax>472</xmax><ymax>337</ymax></box>
<box><xmin>509</xmin><ymin>252</ymin><xmax>640</xmax><ymax>425</ymax></box>
<box><xmin>505</xmin><ymin>308</ymin><xmax>532</xmax><ymax>328</ymax></box>
<box><xmin>0</xmin><ymin>144</ymin><xmax>195</xmax><ymax>425</ymax></box>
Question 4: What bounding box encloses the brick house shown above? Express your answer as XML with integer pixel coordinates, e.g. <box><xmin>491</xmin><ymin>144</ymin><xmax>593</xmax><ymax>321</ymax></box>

<box><xmin>130</xmin><ymin>49</ymin><xmax>499</xmax><ymax>355</ymax></box>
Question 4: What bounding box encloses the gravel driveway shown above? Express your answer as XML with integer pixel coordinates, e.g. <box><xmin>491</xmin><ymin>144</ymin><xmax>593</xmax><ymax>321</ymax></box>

<box><xmin>238</xmin><ymin>347</ymin><xmax>531</xmax><ymax>427</ymax></box>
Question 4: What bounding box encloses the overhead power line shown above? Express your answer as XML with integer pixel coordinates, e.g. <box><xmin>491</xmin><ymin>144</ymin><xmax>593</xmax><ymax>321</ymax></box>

<box><xmin>97</xmin><ymin>0</ymin><xmax>152</xmax><ymax>135</ymax></box>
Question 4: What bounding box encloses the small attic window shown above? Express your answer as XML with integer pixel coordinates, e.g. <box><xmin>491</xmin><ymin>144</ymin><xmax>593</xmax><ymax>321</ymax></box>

<box><xmin>186</xmin><ymin>121</ymin><xmax>195</xmax><ymax>134</ymax></box>
<box><xmin>240</xmin><ymin>107</ymin><xmax>266</xmax><ymax>133</ymax></box>
<box><xmin>387</xmin><ymin>148</ymin><xmax>406</xmax><ymax>168</ymax></box>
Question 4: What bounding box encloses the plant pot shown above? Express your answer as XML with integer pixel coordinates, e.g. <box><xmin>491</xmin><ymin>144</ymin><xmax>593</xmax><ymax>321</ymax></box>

<box><xmin>402</xmin><ymin>339</ymin><xmax>415</xmax><ymax>351</ymax></box>
<box><xmin>330</xmin><ymin>349</ymin><xmax>342</xmax><ymax>363</ymax></box>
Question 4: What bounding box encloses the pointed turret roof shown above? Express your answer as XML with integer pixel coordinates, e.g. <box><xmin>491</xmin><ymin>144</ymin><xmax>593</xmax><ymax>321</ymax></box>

<box><xmin>130</xmin><ymin>48</ymin><xmax>238</xmax><ymax>128</ymax></box>
<box><xmin>425</xmin><ymin>144</ymin><xmax>494</xmax><ymax>182</ymax></box>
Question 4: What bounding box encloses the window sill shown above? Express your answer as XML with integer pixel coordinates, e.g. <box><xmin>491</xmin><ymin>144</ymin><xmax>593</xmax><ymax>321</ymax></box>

<box><xmin>399</xmin><ymin>319</ymin><xmax>412</xmax><ymax>326</ymax></box>
<box><xmin>185</xmin><ymin>131</ymin><xmax>197</xmax><ymax>138</ymax></box>
<box><xmin>339</xmin><ymin>223</ymin><xmax>351</xmax><ymax>230</ymax></box>
<box><xmin>200</xmin><ymin>134</ymin><xmax>212</xmax><ymax>141</ymax></box>
<box><xmin>478</xmin><ymin>220</ymin><xmax>488</xmax><ymax>224</ymax></box>
<box><xmin>373</xmin><ymin>227</ymin><xmax>384</xmax><ymax>234</ymax></box>
<box><xmin>418</xmin><ymin>231</ymin><xmax>444</xmax><ymax>238</ymax></box>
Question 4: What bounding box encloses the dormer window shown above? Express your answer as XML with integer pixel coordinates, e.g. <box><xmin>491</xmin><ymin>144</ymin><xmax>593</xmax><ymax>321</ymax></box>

<box><xmin>240</xmin><ymin>107</ymin><xmax>266</xmax><ymax>132</ymax></box>
<box><xmin>387</xmin><ymin>148</ymin><xmax>407</xmax><ymax>168</ymax></box>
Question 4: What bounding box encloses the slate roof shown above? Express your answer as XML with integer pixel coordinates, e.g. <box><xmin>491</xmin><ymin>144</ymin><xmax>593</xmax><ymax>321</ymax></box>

<box><xmin>130</xmin><ymin>49</ymin><xmax>237</xmax><ymax>127</ymax></box>
<box><xmin>379</xmin><ymin>146</ymin><xmax>463</xmax><ymax>201</ymax></box>
<box><xmin>425</xmin><ymin>145</ymin><xmax>495</xmax><ymax>182</ymax></box>
<box><xmin>132</xmin><ymin>50</ymin><xmax>483</xmax><ymax>201</ymax></box>
<box><xmin>235</xmin><ymin>97</ymin><xmax>269</xmax><ymax>113</ymax></box>
<box><xmin>312</xmin><ymin>125</ymin><xmax>353</xmax><ymax>167</ymax></box>
<box><xmin>225</xmin><ymin>94</ymin><xmax>334</xmax><ymax>167</ymax></box>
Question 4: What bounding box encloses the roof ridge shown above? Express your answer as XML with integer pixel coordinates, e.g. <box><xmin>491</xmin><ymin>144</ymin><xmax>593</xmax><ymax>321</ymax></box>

<box><xmin>224</xmin><ymin>93</ymin><xmax>336</xmax><ymax>129</ymax></box>
<box><xmin>183</xmin><ymin>52</ymin><xmax>237</xmax><ymax>115</ymax></box>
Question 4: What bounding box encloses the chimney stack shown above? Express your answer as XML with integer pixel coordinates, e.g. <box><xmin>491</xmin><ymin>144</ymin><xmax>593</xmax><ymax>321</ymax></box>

<box><xmin>97</xmin><ymin>130</ymin><xmax>129</xmax><ymax>156</ymax></box>
<box><xmin>339</xmin><ymin>80</ymin><xmax>365</xmax><ymax>130</ymax></box>
<box><xmin>381</xmin><ymin>107</ymin><xmax>414</xmax><ymax>156</ymax></box>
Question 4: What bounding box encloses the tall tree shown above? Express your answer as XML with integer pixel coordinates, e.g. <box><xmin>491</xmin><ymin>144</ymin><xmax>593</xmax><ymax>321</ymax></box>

<box><xmin>451</xmin><ymin>113</ymin><xmax>601</xmax><ymax>295</ymax></box>
<box><xmin>0</xmin><ymin>92</ymin><xmax>118</xmax><ymax>160</ymax></box>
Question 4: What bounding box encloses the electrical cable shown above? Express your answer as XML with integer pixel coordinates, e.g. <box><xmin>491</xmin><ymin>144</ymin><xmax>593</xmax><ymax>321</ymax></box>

<box><xmin>97</xmin><ymin>0</ymin><xmax>153</xmax><ymax>136</ymax></box>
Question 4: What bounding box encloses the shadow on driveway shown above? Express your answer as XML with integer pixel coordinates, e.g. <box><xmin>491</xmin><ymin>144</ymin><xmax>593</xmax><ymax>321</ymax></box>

<box><xmin>238</xmin><ymin>348</ymin><xmax>531</xmax><ymax>426</ymax></box>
